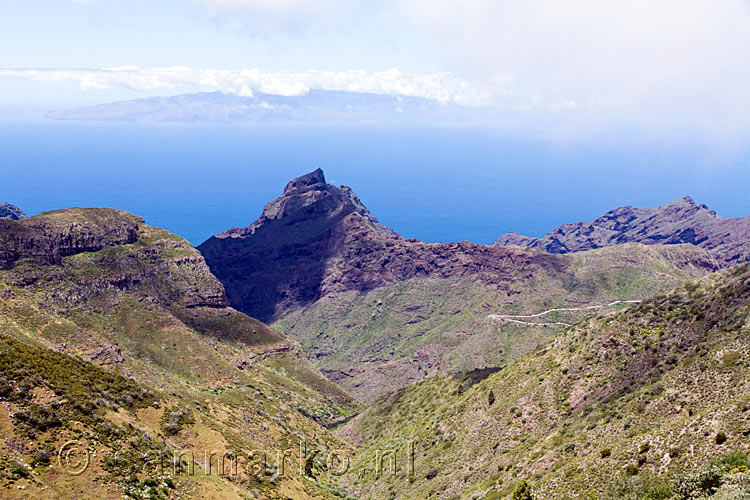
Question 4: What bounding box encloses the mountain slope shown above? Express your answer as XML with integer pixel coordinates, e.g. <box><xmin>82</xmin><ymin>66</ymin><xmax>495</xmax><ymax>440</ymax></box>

<box><xmin>0</xmin><ymin>207</ymin><xmax>358</xmax><ymax>499</ymax></box>
<box><xmin>200</xmin><ymin>170</ymin><xmax>719</xmax><ymax>401</ymax></box>
<box><xmin>339</xmin><ymin>263</ymin><xmax>750</xmax><ymax>499</ymax></box>
<box><xmin>273</xmin><ymin>243</ymin><xmax>716</xmax><ymax>401</ymax></box>
<box><xmin>494</xmin><ymin>196</ymin><xmax>750</xmax><ymax>266</ymax></box>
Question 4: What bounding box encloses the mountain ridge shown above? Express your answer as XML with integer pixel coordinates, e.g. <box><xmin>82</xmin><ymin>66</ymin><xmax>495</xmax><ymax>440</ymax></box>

<box><xmin>199</xmin><ymin>169</ymin><xmax>574</xmax><ymax>324</ymax></box>
<box><xmin>494</xmin><ymin>195</ymin><xmax>750</xmax><ymax>266</ymax></box>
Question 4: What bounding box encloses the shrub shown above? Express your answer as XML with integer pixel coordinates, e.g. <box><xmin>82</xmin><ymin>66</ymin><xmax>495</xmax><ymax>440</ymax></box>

<box><xmin>512</xmin><ymin>479</ymin><xmax>534</xmax><ymax>500</ymax></box>
<box><xmin>625</xmin><ymin>464</ymin><xmax>639</xmax><ymax>476</ymax></box>
<box><xmin>13</xmin><ymin>403</ymin><xmax>62</xmax><ymax>433</ymax></box>
<box><xmin>30</xmin><ymin>447</ymin><xmax>54</xmax><ymax>466</ymax></box>
<box><xmin>161</xmin><ymin>406</ymin><xmax>194</xmax><ymax>436</ymax></box>
<box><xmin>674</xmin><ymin>466</ymin><xmax>723</xmax><ymax>499</ymax></box>
<box><xmin>716</xmin><ymin>432</ymin><xmax>728</xmax><ymax>445</ymax></box>
<box><xmin>722</xmin><ymin>351</ymin><xmax>741</xmax><ymax>368</ymax></box>
<box><xmin>600</xmin><ymin>448</ymin><xmax>612</xmax><ymax>459</ymax></box>
<box><xmin>714</xmin><ymin>451</ymin><xmax>750</xmax><ymax>471</ymax></box>
<box><xmin>606</xmin><ymin>472</ymin><xmax>673</xmax><ymax>500</ymax></box>
<box><xmin>10</xmin><ymin>462</ymin><xmax>30</xmax><ymax>479</ymax></box>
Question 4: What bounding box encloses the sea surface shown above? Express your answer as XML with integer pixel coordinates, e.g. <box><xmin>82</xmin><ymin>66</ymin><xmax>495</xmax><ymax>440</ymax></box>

<box><xmin>1</xmin><ymin>119</ymin><xmax>749</xmax><ymax>246</ymax></box>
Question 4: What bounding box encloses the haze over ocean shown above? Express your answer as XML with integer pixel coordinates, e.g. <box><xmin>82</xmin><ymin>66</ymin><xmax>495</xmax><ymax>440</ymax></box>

<box><xmin>1</xmin><ymin>119</ymin><xmax>748</xmax><ymax>246</ymax></box>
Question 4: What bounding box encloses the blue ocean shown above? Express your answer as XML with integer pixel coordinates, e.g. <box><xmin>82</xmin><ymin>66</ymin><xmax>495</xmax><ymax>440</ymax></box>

<box><xmin>1</xmin><ymin>119</ymin><xmax>749</xmax><ymax>246</ymax></box>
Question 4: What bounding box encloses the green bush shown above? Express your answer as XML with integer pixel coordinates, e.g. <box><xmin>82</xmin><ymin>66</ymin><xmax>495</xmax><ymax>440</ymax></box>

<box><xmin>625</xmin><ymin>464</ymin><xmax>639</xmax><ymax>476</ymax></box>
<box><xmin>716</xmin><ymin>432</ymin><xmax>728</xmax><ymax>445</ymax></box>
<box><xmin>673</xmin><ymin>452</ymin><xmax>750</xmax><ymax>499</ymax></box>
<box><xmin>512</xmin><ymin>479</ymin><xmax>534</xmax><ymax>500</ymax></box>
<box><xmin>714</xmin><ymin>451</ymin><xmax>750</xmax><ymax>471</ymax></box>
<box><xmin>606</xmin><ymin>472</ymin><xmax>673</xmax><ymax>500</ymax></box>
<box><xmin>13</xmin><ymin>403</ymin><xmax>62</xmax><ymax>433</ymax></box>
<box><xmin>600</xmin><ymin>448</ymin><xmax>612</xmax><ymax>458</ymax></box>
<box><xmin>674</xmin><ymin>465</ymin><xmax>723</xmax><ymax>499</ymax></box>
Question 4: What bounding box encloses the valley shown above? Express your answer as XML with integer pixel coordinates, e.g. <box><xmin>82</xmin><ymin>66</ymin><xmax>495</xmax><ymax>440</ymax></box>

<box><xmin>1</xmin><ymin>171</ymin><xmax>749</xmax><ymax>499</ymax></box>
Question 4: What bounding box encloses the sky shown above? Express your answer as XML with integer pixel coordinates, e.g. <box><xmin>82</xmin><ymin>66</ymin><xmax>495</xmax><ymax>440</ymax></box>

<box><xmin>3</xmin><ymin>0</ymin><xmax>750</xmax><ymax>142</ymax></box>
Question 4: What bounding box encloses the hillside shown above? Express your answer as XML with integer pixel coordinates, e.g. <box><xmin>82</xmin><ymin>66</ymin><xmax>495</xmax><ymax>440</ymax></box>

<box><xmin>0</xmin><ymin>208</ymin><xmax>358</xmax><ymax>499</ymax></box>
<box><xmin>494</xmin><ymin>196</ymin><xmax>750</xmax><ymax>266</ymax></box>
<box><xmin>339</xmin><ymin>263</ymin><xmax>750</xmax><ymax>499</ymax></box>
<box><xmin>200</xmin><ymin>170</ymin><xmax>718</xmax><ymax>401</ymax></box>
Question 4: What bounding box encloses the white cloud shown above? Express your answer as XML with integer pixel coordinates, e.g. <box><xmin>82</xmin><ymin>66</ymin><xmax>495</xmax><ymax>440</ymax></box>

<box><xmin>396</xmin><ymin>0</ymin><xmax>750</xmax><ymax>136</ymax></box>
<box><xmin>0</xmin><ymin>66</ymin><xmax>490</xmax><ymax>105</ymax></box>
<box><xmin>181</xmin><ymin>0</ymin><xmax>750</xmax><ymax>138</ymax></box>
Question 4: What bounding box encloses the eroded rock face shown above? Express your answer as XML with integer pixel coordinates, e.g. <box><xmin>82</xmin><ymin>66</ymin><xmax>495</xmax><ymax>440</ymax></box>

<box><xmin>0</xmin><ymin>208</ymin><xmax>141</xmax><ymax>270</ymax></box>
<box><xmin>0</xmin><ymin>207</ymin><xmax>232</xmax><ymax>310</ymax></box>
<box><xmin>494</xmin><ymin>196</ymin><xmax>750</xmax><ymax>265</ymax></box>
<box><xmin>0</xmin><ymin>202</ymin><xmax>26</xmax><ymax>220</ymax></box>
<box><xmin>199</xmin><ymin>169</ymin><xmax>569</xmax><ymax>322</ymax></box>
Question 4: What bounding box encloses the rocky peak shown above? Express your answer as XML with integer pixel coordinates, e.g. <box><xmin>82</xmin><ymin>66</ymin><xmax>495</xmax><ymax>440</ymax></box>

<box><xmin>673</xmin><ymin>195</ymin><xmax>696</xmax><ymax>206</ymax></box>
<box><xmin>283</xmin><ymin>167</ymin><xmax>326</xmax><ymax>194</ymax></box>
<box><xmin>0</xmin><ymin>202</ymin><xmax>26</xmax><ymax>220</ymax></box>
<box><xmin>201</xmin><ymin>169</ymin><xmax>580</xmax><ymax>322</ymax></box>
<box><xmin>216</xmin><ymin>169</ymin><xmax>395</xmax><ymax>239</ymax></box>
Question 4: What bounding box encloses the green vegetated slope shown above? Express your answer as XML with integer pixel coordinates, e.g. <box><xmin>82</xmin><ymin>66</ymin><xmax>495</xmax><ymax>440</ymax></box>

<box><xmin>273</xmin><ymin>243</ymin><xmax>717</xmax><ymax>401</ymax></box>
<box><xmin>338</xmin><ymin>263</ymin><xmax>750</xmax><ymax>500</ymax></box>
<box><xmin>0</xmin><ymin>208</ymin><xmax>359</xmax><ymax>500</ymax></box>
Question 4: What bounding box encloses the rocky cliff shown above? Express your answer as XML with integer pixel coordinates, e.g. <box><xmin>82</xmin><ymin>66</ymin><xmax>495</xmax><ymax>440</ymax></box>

<box><xmin>0</xmin><ymin>208</ymin><xmax>140</xmax><ymax>269</ymax></box>
<box><xmin>494</xmin><ymin>196</ymin><xmax>750</xmax><ymax>265</ymax></box>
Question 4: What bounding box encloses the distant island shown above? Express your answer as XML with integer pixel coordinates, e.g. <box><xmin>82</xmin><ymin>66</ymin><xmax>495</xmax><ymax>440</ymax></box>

<box><xmin>47</xmin><ymin>90</ymin><xmax>481</xmax><ymax>123</ymax></box>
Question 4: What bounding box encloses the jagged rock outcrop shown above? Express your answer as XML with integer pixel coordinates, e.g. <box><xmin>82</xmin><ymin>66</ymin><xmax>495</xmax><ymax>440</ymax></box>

<box><xmin>494</xmin><ymin>196</ymin><xmax>750</xmax><ymax>265</ymax></box>
<box><xmin>199</xmin><ymin>169</ymin><xmax>571</xmax><ymax>322</ymax></box>
<box><xmin>0</xmin><ymin>202</ymin><xmax>26</xmax><ymax>220</ymax></box>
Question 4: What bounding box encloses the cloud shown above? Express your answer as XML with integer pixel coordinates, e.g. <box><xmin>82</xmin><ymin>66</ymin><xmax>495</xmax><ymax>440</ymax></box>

<box><xmin>181</xmin><ymin>0</ymin><xmax>750</xmax><ymax>138</ymax></box>
<box><xmin>395</xmin><ymin>0</ymin><xmax>750</xmax><ymax>136</ymax></box>
<box><xmin>0</xmin><ymin>66</ymin><xmax>490</xmax><ymax>105</ymax></box>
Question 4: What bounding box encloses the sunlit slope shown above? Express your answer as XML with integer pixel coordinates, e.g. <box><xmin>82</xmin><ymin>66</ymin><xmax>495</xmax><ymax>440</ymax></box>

<box><xmin>0</xmin><ymin>208</ymin><xmax>359</xmax><ymax>499</ymax></box>
<box><xmin>340</xmin><ymin>263</ymin><xmax>750</xmax><ymax>499</ymax></box>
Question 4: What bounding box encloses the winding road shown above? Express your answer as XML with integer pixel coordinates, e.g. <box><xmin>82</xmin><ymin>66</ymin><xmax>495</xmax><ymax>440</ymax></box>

<box><xmin>488</xmin><ymin>299</ymin><xmax>642</xmax><ymax>327</ymax></box>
